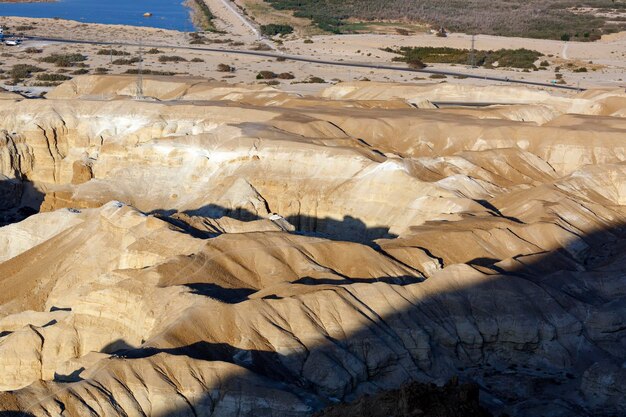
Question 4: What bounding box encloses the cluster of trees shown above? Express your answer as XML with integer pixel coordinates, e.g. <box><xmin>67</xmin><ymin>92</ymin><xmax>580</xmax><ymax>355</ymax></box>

<box><xmin>260</xmin><ymin>24</ymin><xmax>294</xmax><ymax>36</ymax></box>
<box><xmin>264</xmin><ymin>0</ymin><xmax>625</xmax><ymax>39</ymax></box>
<box><xmin>388</xmin><ymin>46</ymin><xmax>542</xmax><ymax>69</ymax></box>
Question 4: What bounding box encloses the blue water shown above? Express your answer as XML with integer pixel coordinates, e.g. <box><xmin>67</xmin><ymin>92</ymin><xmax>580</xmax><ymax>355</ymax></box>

<box><xmin>0</xmin><ymin>0</ymin><xmax>194</xmax><ymax>31</ymax></box>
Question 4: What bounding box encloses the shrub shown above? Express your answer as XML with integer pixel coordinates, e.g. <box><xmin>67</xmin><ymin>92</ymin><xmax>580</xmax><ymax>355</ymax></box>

<box><xmin>252</xmin><ymin>43</ymin><xmax>273</xmax><ymax>51</ymax></box>
<box><xmin>125</xmin><ymin>69</ymin><xmax>176</xmax><ymax>76</ymax></box>
<box><xmin>540</xmin><ymin>60</ymin><xmax>550</xmax><ymax>67</ymax></box>
<box><xmin>573</xmin><ymin>67</ymin><xmax>588</xmax><ymax>72</ymax></box>
<box><xmin>158</xmin><ymin>55</ymin><xmax>187</xmax><ymax>63</ymax></box>
<box><xmin>96</xmin><ymin>49</ymin><xmax>130</xmax><ymax>56</ymax></box>
<box><xmin>10</xmin><ymin>64</ymin><xmax>44</xmax><ymax>81</ymax></box>
<box><xmin>191</xmin><ymin>57</ymin><xmax>204</xmax><ymax>62</ymax></box>
<box><xmin>112</xmin><ymin>57</ymin><xmax>140</xmax><ymax>65</ymax></box>
<box><xmin>145</xmin><ymin>48</ymin><xmax>161</xmax><ymax>54</ymax></box>
<box><xmin>36</xmin><ymin>73</ymin><xmax>71</xmax><ymax>81</ymax></box>
<box><xmin>303</xmin><ymin>39</ymin><xmax>314</xmax><ymax>44</ymax></box>
<box><xmin>256</xmin><ymin>70</ymin><xmax>278</xmax><ymax>79</ymax></box>
<box><xmin>389</xmin><ymin>46</ymin><xmax>541</xmax><ymax>69</ymax></box>
<box><xmin>71</xmin><ymin>68</ymin><xmax>90</xmax><ymax>75</ymax></box>
<box><xmin>40</xmin><ymin>53</ymin><xmax>87</xmax><ymax>67</ymax></box>
<box><xmin>24</xmin><ymin>47</ymin><xmax>43</xmax><ymax>54</ymax></box>
<box><xmin>307</xmin><ymin>76</ymin><xmax>326</xmax><ymax>83</ymax></box>
<box><xmin>260</xmin><ymin>24</ymin><xmax>294</xmax><ymax>36</ymax></box>
<box><xmin>277</xmin><ymin>72</ymin><xmax>295</xmax><ymax>79</ymax></box>
<box><xmin>15</xmin><ymin>25</ymin><xmax>35</xmax><ymax>31</ymax></box>
<box><xmin>94</xmin><ymin>67</ymin><xmax>109</xmax><ymax>74</ymax></box>
<box><xmin>429</xmin><ymin>73</ymin><xmax>447</xmax><ymax>79</ymax></box>
<box><xmin>217</xmin><ymin>63</ymin><xmax>234</xmax><ymax>72</ymax></box>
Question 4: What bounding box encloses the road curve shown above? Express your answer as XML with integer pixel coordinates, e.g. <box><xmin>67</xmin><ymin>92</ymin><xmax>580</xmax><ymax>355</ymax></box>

<box><xmin>23</xmin><ymin>35</ymin><xmax>584</xmax><ymax>91</ymax></box>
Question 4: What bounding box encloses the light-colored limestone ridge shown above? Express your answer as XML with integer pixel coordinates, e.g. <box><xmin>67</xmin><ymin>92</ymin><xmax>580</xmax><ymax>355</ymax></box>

<box><xmin>0</xmin><ymin>76</ymin><xmax>625</xmax><ymax>417</ymax></box>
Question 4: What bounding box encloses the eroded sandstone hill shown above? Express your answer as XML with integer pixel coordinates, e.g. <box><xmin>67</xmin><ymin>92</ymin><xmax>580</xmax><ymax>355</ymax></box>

<box><xmin>0</xmin><ymin>76</ymin><xmax>625</xmax><ymax>417</ymax></box>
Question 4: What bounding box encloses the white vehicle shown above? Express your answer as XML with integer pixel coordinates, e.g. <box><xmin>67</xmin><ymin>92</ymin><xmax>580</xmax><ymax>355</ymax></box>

<box><xmin>5</xmin><ymin>39</ymin><xmax>21</xmax><ymax>46</ymax></box>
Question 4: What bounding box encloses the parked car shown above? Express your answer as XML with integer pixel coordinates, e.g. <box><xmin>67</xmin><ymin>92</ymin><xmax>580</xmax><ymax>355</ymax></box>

<box><xmin>5</xmin><ymin>39</ymin><xmax>21</xmax><ymax>46</ymax></box>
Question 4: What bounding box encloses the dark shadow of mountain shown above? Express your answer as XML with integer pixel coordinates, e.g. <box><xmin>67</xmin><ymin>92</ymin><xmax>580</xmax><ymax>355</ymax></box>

<box><xmin>152</xmin><ymin>204</ymin><xmax>397</xmax><ymax>246</ymax></box>
<box><xmin>184</xmin><ymin>283</ymin><xmax>257</xmax><ymax>303</ymax></box>
<box><xmin>139</xmin><ymin>222</ymin><xmax>626</xmax><ymax>416</ymax></box>
<box><xmin>0</xmin><ymin>179</ymin><xmax>44</xmax><ymax>227</ymax></box>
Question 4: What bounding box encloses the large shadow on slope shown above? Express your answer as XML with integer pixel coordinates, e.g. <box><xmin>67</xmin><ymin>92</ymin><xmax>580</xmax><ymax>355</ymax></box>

<box><xmin>153</xmin><ymin>204</ymin><xmax>397</xmax><ymax>246</ymax></box>
<box><xmin>0</xmin><ymin>179</ymin><xmax>44</xmax><ymax>227</ymax></box>
<box><xmin>2</xmin><ymin>219</ymin><xmax>625</xmax><ymax>416</ymax></box>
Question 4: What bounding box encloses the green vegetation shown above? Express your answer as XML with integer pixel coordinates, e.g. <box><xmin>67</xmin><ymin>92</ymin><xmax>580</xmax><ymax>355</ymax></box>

<box><xmin>112</xmin><ymin>57</ymin><xmax>141</xmax><ymax>65</ymax></box>
<box><xmin>263</xmin><ymin>0</ymin><xmax>626</xmax><ymax>39</ymax></box>
<box><xmin>39</xmin><ymin>53</ymin><xmax>87</xmax><ymax>67</ymax></box>
<box><xmin>71</xmin><ymin>68</ymin><xmax>90</xmax><ymax>75</ymax></box>
<box><xmin>217</xmin><ymin>63</ymin><xmax>234</xmax><ymax>72</ymax></box>
<box><xmin>9</xmin><ymin>64</ymin><xmax>44</xmax><ymax>82</ymax></box>
<box><xmin>256</xmin><ymin>71</ymin><xmax>278</xmax><ymax>80</ymax></box>
<box><xmin>125</xmin><ymin>69</ymin><xmax>176</xmax><ymax>76</ymax></box>
<box><xmin>96</xmin><ymin>49</ymin><xmax>130</xmax><ymax>56</ymax></box>
<box><xmin>158</xmin><ymin>55</ymin><xmax>187</xmax><ymax>63</ymax></box>
<box><xmin>260</xmin><ymin>24</ymin><xmax>294</xmax><ymax>36</ymax></box>
<box><xmin>387</xmin><ymin>47</ymin><xmax>542</xmax><ymax>69</ymax></box>
<box><xmin>94</xmin><ymin>67</ymin><xmax>109</xmax><ymax>74</ymax></box>
<box><xmin>36</xmin><ymin>73</ymin><xmax>71</xmax><ymax>81</ymax></box>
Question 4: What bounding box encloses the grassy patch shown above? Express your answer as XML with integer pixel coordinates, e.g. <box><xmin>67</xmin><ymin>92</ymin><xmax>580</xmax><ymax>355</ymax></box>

<box><xmin>260</xmin><ymin>24</ymin><xmax>294</xmax><ymax>36</ymax></box>
<box><xmin>262</xmin><ymin>0</ymin><xmax>626</xmax><ymax>39</ymax></box>
<box><xmin>387</xmin><ymin>47</ymin><xmax>542</xmax><ymax>69</ymax></box>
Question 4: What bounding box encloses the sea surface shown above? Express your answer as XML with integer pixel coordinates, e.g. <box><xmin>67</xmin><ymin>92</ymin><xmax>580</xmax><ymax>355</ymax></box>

<box><xmin>0</xmin><ymin>0</ymin><xmax>193</xmax><ymax>31</ymax></box>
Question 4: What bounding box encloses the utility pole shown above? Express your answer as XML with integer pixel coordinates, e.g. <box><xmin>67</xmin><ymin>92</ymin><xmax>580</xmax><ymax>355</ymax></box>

<box><xmin>469</xmin><ymin>34</ymin><xmax>476</xmax><ymax>68</ymax></box>
<box><xmin>136</xmin><ymin>42</ymin><xmax>144</xmax><ymax>100</ymax></box>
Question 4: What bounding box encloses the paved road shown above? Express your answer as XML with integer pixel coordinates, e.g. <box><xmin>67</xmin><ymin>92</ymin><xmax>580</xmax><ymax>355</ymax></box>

<box><xmin>22</xmin><ymin>35</ymin><xmax>585</xmax><ymax>91</ymax></box>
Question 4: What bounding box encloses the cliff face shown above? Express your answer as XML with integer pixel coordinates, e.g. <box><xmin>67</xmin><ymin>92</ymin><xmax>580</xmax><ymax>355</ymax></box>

<box><xmin>0</xmin><ymin>77</ymin><xmax>625</xmax><ymax>417</ymax></box>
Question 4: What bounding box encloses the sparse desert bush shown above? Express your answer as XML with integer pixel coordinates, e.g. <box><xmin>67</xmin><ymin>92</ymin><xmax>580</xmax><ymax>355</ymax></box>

<box><xmin>24</xmin><ymin>47</ymin><xmax>43</xmax><ymax>54</ymax></box>
<box><xmin>251</xmin><ymin>43</ymin><xmax>273</xmax><ymax>51</ymax></box>
<box><xmin>15</xmin><ymin>25</ymin><xmax>35</xmax><ymax>31</ymax></box>
<box><xmin>112</xmin><ymin>57</ymin><xmax>140</xmax><ymax>65</ymax></box>
<box><xmin>388</xmin><ymin>47</ymin><xmax>541</xmax><ymax>69</ymax></box>
<box><xmin>573</xmin><ymin>67</ymin><xmax>588</xmax><ymax>73</ymax></box>
<box><xmin>260</xmin><ymin>24</ymin><xmax>294</xmax><ymax>36</ymax></box>
<box><xmin>278</xmin><ymin>72</ymin><xmax>295</xmax><ymax>79</ymax></box>
<box><xmin>540</xmin><ymin>60</ymin><xmax>550</xmax><ymax>67</ymax></box>
<box><xmin>306</xmin><ymin>76</ymin><xmax>326</xmax><ymax>83</ymax></box>
<box><xmin>96</xmin><ymin>49</ymin><xmax>130</xmax><ymax>56</ymax></box>
<box><xmin>125</xmin><ymin>69</ymin><xmax>176</xmax><ymax>76</ymax></box>
<box><xmin>256</xmin><ymin>70</ymin><xmax>278</xmax><ymax>79</ymax></box>
<box><xmin>217</xmin><ymin>63</ymin><xmax>234</xmax><ymax>72</ymax></box>
<box><xmin>10</xmin><ymin>64</ymin><xmax>44</xmax><ymax>81</ymax></box>
<box><xmin>191</xmin><ymin>57</ymin><xmax>204</xmax><ymax>62</ymax></box>
<box><xmin>146</xmin><ymin>48</ymin><xmax>161</xmax><ymax>54</ymax></box>
<box><xmin>40</xmin><ymin>53</ymin><xmax>87</xmax><ymax>67</ymax></box>
<box><xmin>36</xmin><ymin>73</ymin><xmax>71</xmax><ymax>81</ymax></box>
<box><xmin>429</xmin><ymin>73</ymin><xmax>447</xmax><ymax>79</ymax></box>
<box><xmin>303</xmin><ymin>39</ymin><xmax>314</xmax><ymax>44</ymax></box>
<box><xmin>158</xmin><ymin>55</ymin><xmax>187</xmax><ymax>63</ymax></box>
<box><xmin>71</xmin><ymin>68</ymin><xmax>90</xmax><ymax>75</ymax></box>
<box><xmin>94</xmin><ymin>67</ymin><xmax>109</xmax><ymax>74</ymax></box>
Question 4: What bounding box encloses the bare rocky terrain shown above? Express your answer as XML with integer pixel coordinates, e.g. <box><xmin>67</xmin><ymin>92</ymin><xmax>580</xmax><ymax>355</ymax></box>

<box><xmin>0</xmin><ymin>75</ymin><xmax>625</xmax><ymax>416</ymax></box>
